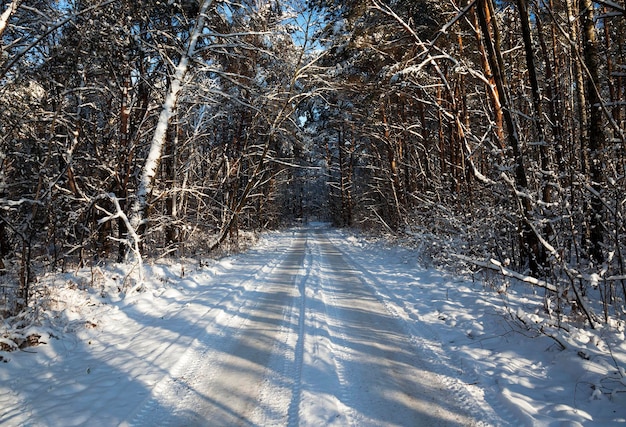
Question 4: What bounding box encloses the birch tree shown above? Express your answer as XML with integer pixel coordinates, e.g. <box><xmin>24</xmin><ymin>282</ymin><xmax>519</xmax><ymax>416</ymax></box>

<box><xmin>0</xmin><ymin>0</ymin><xmax>20</xmax><ymax>38</ymax></box>
<box><xmin>128</xmin><ymin>0</ymin><xmax>215</xmax><ymax>249</ymax></box>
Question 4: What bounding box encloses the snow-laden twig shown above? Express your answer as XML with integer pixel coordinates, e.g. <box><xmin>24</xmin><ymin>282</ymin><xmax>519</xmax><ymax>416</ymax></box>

<box><xmin>594</xmin><ymin>0</ymin><xmax>625</xmax><ymax>15</ymax></box>
<box><xmin>539</xmin><ymin>326</ymin><xmax>568</xmax><ymax>350</ymax></box>
<box><xmin>0</xmin><ymin>0</ymin><xmax>20</xmax><ymax>39</ymax></box>
<box><xmin>452</xmin><ymin>254</ymin><xmax>559</xmax><ymax>293</ymax></box>
<box><xmin>1</xmin><ymin>0</ymin><xmax>118</xmax><ymax>78</ymax></box>
<box><xmin>524</xmin><ymin>218</ymin><xmax>599</xmax><ymax>329</ymax></box>
<box><xmin>97</xmin><ymin>193</ymin><xmax>144</xmax><ymax>294</ymax></box>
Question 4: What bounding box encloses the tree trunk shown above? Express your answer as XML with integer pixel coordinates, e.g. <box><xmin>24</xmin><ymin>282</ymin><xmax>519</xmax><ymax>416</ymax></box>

<box><xmin>0</xmin><ymin>0</ymin><xmax>20</xmax><ymax>39</ymax></box>
<box><xmin>579</xmin><ymin>0</ymin><xmax>605</xmax><ymax>263</ymax></box>
<box><xmin>129</xmin><ymin>0</ymin><xmax>214</xmax><ymax>246</ymax></box>
<box><xmin>565</xmin><ymin>0</ymin><xmax>590</xmax><ymax>173</ymax></box>
<box><xmin>117</xmin><ymin>74</ymin><xmax>132</xmax><ymax>261</ymax></box>
<box><xmin>476</xmin><ymin>0</ymin><xmax>541</xmax><ymax>274</ymax></box>
<box><xmin>164</xmin><ymin>121</ymin><xmax>179</xmax><ymax>245</ymax></box>
<box><xmin>517</xmin><ymin>0</ymin><xmax>551</xmax><ymax>265</ymax></box>
<box><xmin>472</xmin><ymin>2</ymin><xmax>504</xmax><ymax>145</ymax></box>
<box><xmin>381</xmin><ymin>102</ymin><xmax>403</xmax><ymax>227</ymax></box>
<box><xmin>534</xmin><ymin>0</ymin><xmax>566</xmax><ymax>173</ymax></box>
<box><xmin>337</xmin><ymin>126</ymin><xmax>354</xmax><ymax>226</ymax></box>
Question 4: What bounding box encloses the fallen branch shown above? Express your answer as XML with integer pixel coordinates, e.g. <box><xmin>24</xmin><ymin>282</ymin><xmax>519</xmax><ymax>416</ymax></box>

<box><xmin>452</xmin><ymin>254</ymin><xmax>558</xmax><ymax>293</ymax></box>
<box><xmin>540</xmin><ymin>326</ymin><xmax>567</xmax><ymax>351</ymax></box>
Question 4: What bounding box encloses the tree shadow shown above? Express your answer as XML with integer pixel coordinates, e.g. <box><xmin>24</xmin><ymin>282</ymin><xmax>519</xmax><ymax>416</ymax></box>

<box><xmin>2</xmin><ymin>227</ymin><xmax>481</xmax><ymax>426</ymax></box>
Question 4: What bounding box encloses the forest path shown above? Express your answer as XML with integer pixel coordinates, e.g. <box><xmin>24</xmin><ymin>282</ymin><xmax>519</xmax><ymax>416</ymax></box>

<box><xmin>125</xmin><ymin>226</ymin><xmax>479</xmax><ymax>426</ymax></box>
<box><xmin>6</xmin><ymin>225</ymin><xmax>624</xmax><ymax>426</ymax></box>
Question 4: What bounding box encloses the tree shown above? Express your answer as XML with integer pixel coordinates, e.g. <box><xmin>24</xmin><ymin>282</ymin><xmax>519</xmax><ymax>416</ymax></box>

<box><xmin>129</xmin><ymin>0</ymin><xmax>215</xmax><ymax>250</ymax></box>
<box><xmin>579</xmin><ymin>0</ymin><xmax>606</xmax><ymax>263</ymax></box>
<box><xmin>1</xmin><ymin>0</ymin><xmax>624</xmax><ymax>324</ymax></box>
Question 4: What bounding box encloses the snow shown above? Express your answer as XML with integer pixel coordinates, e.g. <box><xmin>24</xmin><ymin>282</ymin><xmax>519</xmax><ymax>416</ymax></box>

<box><xmin>1</xmin><ymin>225</ymin><xmax>626</xmax><ymax>426</ymax></box>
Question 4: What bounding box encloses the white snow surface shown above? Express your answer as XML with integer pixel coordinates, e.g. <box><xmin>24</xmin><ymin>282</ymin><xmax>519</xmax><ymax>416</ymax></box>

<box><xmin>1</xmin><ymin>225</ymin><xmax>625</xmax><ymax>426</ymax></box>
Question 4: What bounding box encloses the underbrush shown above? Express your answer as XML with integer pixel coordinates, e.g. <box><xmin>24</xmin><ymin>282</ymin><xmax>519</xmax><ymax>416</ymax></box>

<box><xmin>0</xmin><ymin>228</ymin><xmax>260</xmax><ymax>359</ymax></box>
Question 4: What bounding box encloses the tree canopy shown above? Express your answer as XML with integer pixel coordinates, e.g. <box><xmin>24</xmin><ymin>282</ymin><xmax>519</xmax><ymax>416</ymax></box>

<box><xmin>1</xmin><ymin>0</ymin><xmax>625</xmax><ymax>326</ymax></box>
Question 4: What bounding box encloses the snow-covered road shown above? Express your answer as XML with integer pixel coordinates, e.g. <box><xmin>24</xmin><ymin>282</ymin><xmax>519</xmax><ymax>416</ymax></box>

<box><xmin>126</xmin><ymin>227</ymin><xmax>480</xmax><ymax>426</ymax></box>
<box><xmin>2</xmin><ymin>225</ymin><xmax>625</xmax><ymax>426</ymax></box>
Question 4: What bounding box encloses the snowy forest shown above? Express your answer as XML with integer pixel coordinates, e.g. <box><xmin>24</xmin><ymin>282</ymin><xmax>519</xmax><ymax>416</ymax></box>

<box><xmin>1</xmin><ymin>0</ymin><xmax>625</xmax><ymax>330</ymax></box>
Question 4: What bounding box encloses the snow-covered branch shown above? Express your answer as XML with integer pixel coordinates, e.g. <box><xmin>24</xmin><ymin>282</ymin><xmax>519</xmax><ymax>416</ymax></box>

<box><xmin>0</xmin><ymin>0</ymin><xmax>118</xmax><ymax>78</ymax></box>
<box><xmin>97</xmin><ymin>194</ymin><xmax>144</xmax><ymax>293</ymax></box>
<box><xmin>452</xmin><ymin>254</ymin><xmax>558</xmax><ymax>293</ymax></box>
<box><xmin>0</xmin><ymin>0</ymin><xmax>20</xmax><ymax>39</ymax></box>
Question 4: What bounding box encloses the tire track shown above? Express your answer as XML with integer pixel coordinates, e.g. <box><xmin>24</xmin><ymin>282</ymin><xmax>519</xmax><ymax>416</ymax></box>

<box><xmin>121</xmin><ymin>238</ymin><xmax>295</xmax><ymax>427</ymax></box>
<box><xmin>316</xmin><ymin>232</ymin><xmax>471</xmax><ymax>426</ymax></box>
<box><xmin>248</xmin><ymin>229</ymin><xmax>310</xmax><ymax>426</ymax></box>
<box><xmin>284</xmin><ymin>232</ymin><xmax>311</xmax><ymax>427</ymax></box>
<box><xmin>325</xmin><ymin>230</ymin><xmax>519</xmax><ymax>427</ymax></box>
<box><xmin>167</xmin><ymin>230</ymin><xmax>307</xmax><ymax>426</ymax></box>
<box><xmin>303</xmin><ymin>229</ymin><xmax>356</xmax><ymax>426</ymax></box>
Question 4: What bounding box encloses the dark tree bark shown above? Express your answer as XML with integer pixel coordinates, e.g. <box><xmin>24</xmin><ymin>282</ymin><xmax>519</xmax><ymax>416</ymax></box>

<box><xmin>579</xmin><ymin>0</ymin><xmax>606</xmax><ymax>263</ymax></box>
<box><xmin>476</xmin><ymin>0</ymin><xmax>541</xmax><ymax>274</ymax></box>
